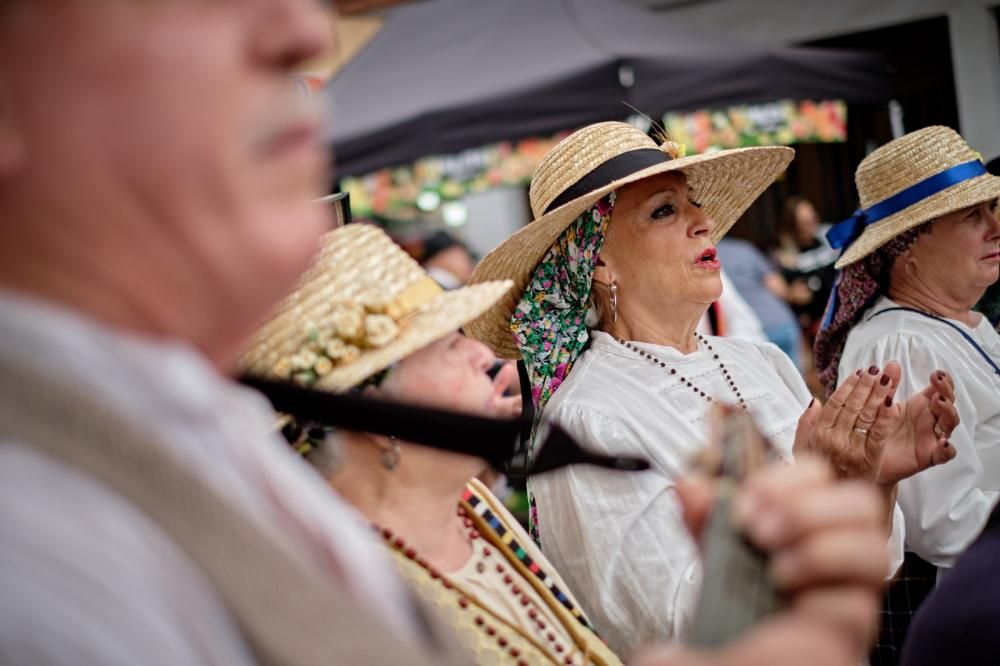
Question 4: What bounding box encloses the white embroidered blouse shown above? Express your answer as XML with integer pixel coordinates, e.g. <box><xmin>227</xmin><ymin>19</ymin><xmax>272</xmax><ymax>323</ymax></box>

<box><xmin>840</xmin><ymin>296</ymin><xmax>1000</xmax><ymax>569</ymax></box>
<box><xmin>531</xmin><ymin>330</ymin><xmax>904</xmax><ymax>656</ymax></box>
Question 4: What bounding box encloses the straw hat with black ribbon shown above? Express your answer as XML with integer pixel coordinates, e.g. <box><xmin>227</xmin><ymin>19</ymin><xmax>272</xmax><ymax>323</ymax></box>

<box><xmin>240</xmin><ymin>223</ymin><xmax>512</xmax><ymax>393</ymax></box>
<box><xmin>464</xmin><ymin>121</ymin><xmax>794</xmax><ymax>359</ymax></box>
<box><xmin>829</xmin><ymin>125</ymin><xmax>1000</xmax><ymax>269</ymax></box>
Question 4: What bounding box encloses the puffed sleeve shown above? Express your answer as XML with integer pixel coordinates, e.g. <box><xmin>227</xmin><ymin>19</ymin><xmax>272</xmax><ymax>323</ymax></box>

<box><xmin>530</xmin><ymin>403</ymin><xmax>701</xmax><ymax>657</ymax></box>
<box><xmin>841</xmin><ymin>331</ymin><xmax>997</xmax><ymax>567</ymax></box>
<box><xmin>756</xmin><ymin>341</ymin><xmax>812</xmax><ymax>410</ymax></box>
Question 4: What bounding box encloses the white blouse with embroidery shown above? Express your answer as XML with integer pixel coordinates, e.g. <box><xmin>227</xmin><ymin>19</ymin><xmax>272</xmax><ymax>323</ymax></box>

<box><xmin>840</xmin><ymin>296</ymin><xmax>1000</xmax><ymax>569</ymax></box>
<box><xmin>531</xmin><ymin>330</ymin><xmax>904</xmax><ymax>656</ymax></box>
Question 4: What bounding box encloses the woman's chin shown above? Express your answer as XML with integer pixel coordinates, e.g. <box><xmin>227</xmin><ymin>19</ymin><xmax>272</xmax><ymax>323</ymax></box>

<box><xmin>689</xmin><ymin>290</ymin><xmax>724</xmax><ymax>308</ymax></box>
<box><xmin>699</xmin><ymin>272</ymin><xmax>724</xmax><ymax>298</ymax></box>
<box><xmin>971</xmin><ymin>264</ymin><xmax>1000</xmax><ymax>289</ymax></box>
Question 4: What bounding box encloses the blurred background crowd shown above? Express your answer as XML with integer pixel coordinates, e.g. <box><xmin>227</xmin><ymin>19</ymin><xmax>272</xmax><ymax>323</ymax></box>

<box><xmin>315</xmin><ymin>0</ymin><xmax>1000</xmax><ymax>394</ymax></box>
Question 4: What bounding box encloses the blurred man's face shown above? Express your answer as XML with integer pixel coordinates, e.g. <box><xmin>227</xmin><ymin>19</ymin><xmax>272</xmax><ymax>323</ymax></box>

<box><xmin>0</xmin><ymin>1</ymin><xmax>335</xmax><ymax>357</ymax></box>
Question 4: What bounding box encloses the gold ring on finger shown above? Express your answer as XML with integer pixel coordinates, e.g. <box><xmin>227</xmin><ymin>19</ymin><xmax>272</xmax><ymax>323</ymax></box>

<box><xmin>933</xmin><ymin>422</ymin><xmax>946</xmax><ymax>439</ymax></box>
<box><xmin>853</xmin><ymin>426</ymin><xmax>869</xmax><ymax>437</ymax></box>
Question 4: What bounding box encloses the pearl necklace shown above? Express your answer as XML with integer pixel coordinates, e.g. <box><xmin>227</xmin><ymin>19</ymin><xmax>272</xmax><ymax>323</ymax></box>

<box><xmin>374</xmin><ymin>507</ymin><xmax>581</xmax><ymax>665</ymax></box>
<box><xmin>616</xmin><ymin>332</ymin><xmax>747</xmax><ymax>410</ymax></box>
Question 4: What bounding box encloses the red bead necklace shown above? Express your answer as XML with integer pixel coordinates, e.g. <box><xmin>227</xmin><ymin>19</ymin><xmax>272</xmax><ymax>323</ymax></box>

<box><xmin>375</xmin><ymin>506</ymin><xmax>581</xmax><ymax>664</ymax></box>
<box><xmin>616</xmin><ymin>331</ymin><xmax>747</xmax><ymax>410</ymax></box>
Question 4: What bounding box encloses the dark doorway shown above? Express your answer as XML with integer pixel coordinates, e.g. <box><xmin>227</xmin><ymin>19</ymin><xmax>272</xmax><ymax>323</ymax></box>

<box><xmin>729</xmin><ymin>16</ymin><xmax>959</xmax><ymax>251</ymax></box>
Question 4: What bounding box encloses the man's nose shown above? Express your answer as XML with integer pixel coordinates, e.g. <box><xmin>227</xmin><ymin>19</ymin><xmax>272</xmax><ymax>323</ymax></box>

<box><xmin>253</xmin><ymin>0</ymin><xmax>335</xmax><ymax>71</ymax></box>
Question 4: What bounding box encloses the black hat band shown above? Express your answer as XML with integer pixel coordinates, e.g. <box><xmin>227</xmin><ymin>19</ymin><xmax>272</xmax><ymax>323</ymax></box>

<box><xmin>543</xmin><ymin>148</ymin><xmax>672</xmax><ymax>214</ymax></box>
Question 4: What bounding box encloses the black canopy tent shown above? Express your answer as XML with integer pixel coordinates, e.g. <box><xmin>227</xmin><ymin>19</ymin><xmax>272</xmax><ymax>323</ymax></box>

<box><xmin>325</xmin><ymin>0</ymin><xmax>889</xmax><ymax>178</ymax></box>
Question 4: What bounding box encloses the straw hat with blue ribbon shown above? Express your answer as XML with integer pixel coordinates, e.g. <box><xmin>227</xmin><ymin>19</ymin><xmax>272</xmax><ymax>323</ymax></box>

<box><xmin>830</xmin><ymin>125</ymin><xmax>1000</xmax><ymax>269</ymax></box>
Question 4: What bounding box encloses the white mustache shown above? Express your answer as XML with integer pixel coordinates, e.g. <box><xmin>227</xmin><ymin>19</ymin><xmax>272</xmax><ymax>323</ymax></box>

<box><xmin>250</xmin><ymin>82</ymin><xmax>324</xmax><ymax>153</ymax></box>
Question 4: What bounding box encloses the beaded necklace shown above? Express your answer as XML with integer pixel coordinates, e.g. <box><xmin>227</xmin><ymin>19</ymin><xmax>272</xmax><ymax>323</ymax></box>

<box><xmin>616</xmin><ymin>332</ymin><xmax>747</xmax><ymax>410</ymax></box>
<box><xmin>375</xmin><ymin>508</ymin><xmax>586</xmax><ymax>665</ymax></box>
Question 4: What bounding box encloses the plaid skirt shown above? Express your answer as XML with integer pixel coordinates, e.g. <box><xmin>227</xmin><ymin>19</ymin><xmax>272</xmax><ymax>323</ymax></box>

<box><xmin>869</xmin><ymin>552</ymin><xmax>939</xmax><ymax>666</ymax></box>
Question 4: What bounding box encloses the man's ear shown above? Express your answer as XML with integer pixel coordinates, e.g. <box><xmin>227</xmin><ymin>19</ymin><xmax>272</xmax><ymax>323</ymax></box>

<box><xmin>0</xmin><ymin>85</ymin><xmax>25</xmax><ymax>177</ymax></box>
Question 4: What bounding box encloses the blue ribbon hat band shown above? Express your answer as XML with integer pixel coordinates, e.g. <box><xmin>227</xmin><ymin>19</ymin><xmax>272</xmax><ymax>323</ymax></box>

<box><xmin>826</xmin><ymin>159</ymin><xmax>989</xmax><ymax>251</ymax></box>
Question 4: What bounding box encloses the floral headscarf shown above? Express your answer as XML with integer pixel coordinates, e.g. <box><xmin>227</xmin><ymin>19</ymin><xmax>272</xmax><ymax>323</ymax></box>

<box><xmin>814</xmin><ymin>223</ymin><xmax>932</xmax><ymax>394</ymax></box>
<box><xmin>510</xmin><ymin>192</ymin><xmax>615</xmax><ymax>543</ymax></box>
<box><xmin>512</xmin><ymin>193</ymin><xmax>615</xmax><ymax>422</ymax></box>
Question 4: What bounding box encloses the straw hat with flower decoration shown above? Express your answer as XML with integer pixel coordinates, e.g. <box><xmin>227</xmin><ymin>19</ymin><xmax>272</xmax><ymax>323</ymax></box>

<box><xmin>829</xmin><ymin>125</ymin><xmax>1000</xmax><ymax>269</ymax></box>
<box><xmin>463</xmin><ymin>121</ymin><xmax>795</xmax><ymax>358</ymax></box>
<box><xmin>240</xmin><ymin>223</ymin><xmax>512</xmax><ymax>393</ymax></box>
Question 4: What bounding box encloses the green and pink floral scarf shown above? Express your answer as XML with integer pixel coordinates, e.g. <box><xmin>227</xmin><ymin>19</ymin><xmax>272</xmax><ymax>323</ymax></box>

<box><xmin>511</xmin><ymin>192</ymin><xmax>615</xmax><ymax>542</ymax></box>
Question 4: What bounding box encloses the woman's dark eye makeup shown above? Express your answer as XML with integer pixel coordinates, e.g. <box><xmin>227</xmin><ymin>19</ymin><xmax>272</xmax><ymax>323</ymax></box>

<box><xmin>651</xmin><ymin>203</ymin><xmax>676</xmax><ymax>219</ymax></box>
<box><xmin>651</xmin><ymin>198</ymin><xmax>702</xmax><ymax>219</ymax></box>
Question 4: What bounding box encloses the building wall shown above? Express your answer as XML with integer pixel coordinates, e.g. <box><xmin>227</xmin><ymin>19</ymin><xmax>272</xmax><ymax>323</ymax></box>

<box><xmin>460</xmin><ymin>186</ymin><xmax>531</xmax><ymax>259</ymax></box>
<box><xmin>652</xmin><ymin>0</ymin><xmax>1000</xmax><ymax>159</ymax></box>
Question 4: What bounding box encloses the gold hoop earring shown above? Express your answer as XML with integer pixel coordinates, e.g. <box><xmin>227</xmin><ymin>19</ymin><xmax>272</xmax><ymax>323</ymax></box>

<box><xmin>378</xmin><ymin>436</ymin><xmax>401</xmax><ymax>471</ymax></box>
<box><xmin>609</xmin><ymin>279</ymin><xmax>619</xmax><ymax>323</ymax></box>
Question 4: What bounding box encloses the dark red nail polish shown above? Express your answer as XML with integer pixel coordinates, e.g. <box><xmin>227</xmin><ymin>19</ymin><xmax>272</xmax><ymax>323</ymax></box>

<box><xmin>880</xmin><ymin>374</ymin><xmax>891</xmax><ymax>386</ymax></box>
<box><xmin>885</xmin><ymin>396</ymin><xmax>893</xmax><ymax>407</ymax></box>
<box><xmin>868</xmin><ymin>366</ymin><xmax>879</xmax><ymax>375</ymax></box>
<box><xmin>939</xmin><ymin>395</ymin><xmax>947</xmax><ymax>402</ymax></box>
<box><xmin>855</xmin><ymin>370</ymin><xmax>862</xmax><ymax>377</ymax></box>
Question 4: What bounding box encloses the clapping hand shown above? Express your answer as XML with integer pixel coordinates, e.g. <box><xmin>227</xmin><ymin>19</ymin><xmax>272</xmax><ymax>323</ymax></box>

<box><xmin>873</xmin><ymin>365</ymin><xmax>958</xmax><ymax>485</ymax></box>
<box><xmin>793</xmin><ymin>363</ymin><xmax>957</xmax><ymax>485</ymax></box>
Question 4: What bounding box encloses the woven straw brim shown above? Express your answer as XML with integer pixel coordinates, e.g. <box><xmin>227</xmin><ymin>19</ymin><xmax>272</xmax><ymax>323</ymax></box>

<box><xmin>239</xmin><ymin>224</ymin><xmax>512</xmax><ymax>392</ymax></box>
<box><xmin>465</xmin><ymin>146</ymin><xmax>794</xmax><ymax>358</ymax></box>
<box><xmin>835</xmin><ymin>173</ymin><xmax>1000</xmax><ymax>268</ymax></box>
<box><xmin>313</xmin><ymin>280</ymin><xmax>512</xmax><ymax>391</ymax></box>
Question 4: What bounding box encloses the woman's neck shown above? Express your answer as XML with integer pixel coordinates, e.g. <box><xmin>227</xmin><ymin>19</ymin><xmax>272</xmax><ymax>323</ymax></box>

<box><xmin>602</xmin><ymin>302</ymin><xmax>704</xmax><ymax>353</ymax></box>
<box><xmin>330</xmin><ymin>433</ymin><xmax>475</xmax><ymax>572</ymax></box>
<box><xmin>888</xmin><ymin>272</ymin><xmax>982</xmax><ymax>327</ymax></box>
